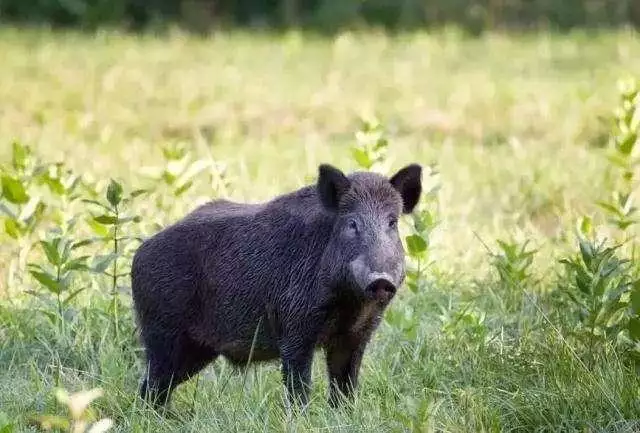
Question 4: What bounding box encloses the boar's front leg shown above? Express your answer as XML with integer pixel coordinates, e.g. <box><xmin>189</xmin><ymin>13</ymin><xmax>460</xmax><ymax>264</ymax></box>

<box><xmin>280</xmin><ymin>340</ymin><xmax>315</xmax><ymax>407</ymax></box>
<box><xmin>325</xmin><ymin>333</ymin><xmax>371</xmax><ymax>406</ymax></box>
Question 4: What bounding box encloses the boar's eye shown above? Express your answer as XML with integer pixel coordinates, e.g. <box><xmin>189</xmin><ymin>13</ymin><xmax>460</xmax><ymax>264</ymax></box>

<box><xmin>388</xmin><ymin>215</ymin><xmax>398</xmax><ymax>229</ymax></box>
<box><xmin>347</xmin><ymin>219</ymin><xmax>359</xmax><ymax>234</ymax></box>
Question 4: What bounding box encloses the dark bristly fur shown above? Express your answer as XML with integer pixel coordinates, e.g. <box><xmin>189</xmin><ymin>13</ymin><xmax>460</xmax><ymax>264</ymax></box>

<box><xmin>131</xmin><ymin>163</ymin><xmax>422</xmax><ymax>407</ymax></box>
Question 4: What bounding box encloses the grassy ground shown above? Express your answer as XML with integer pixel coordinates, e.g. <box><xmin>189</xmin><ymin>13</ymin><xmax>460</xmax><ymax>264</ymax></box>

<box><xmin>1</xmin><ymin>26</ymin><xmax>640</xmax><ymax>432</ymax></box>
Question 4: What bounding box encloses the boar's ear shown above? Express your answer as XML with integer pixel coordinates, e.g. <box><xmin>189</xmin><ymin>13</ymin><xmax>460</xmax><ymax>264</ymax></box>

<box><xmin>389</xmin><ymin>164</ymin><xmax>422</xmax><ymax>214</ymax></box>
<box><xmin>317</xmin><ymin>164</ymin><xmax>351</xmax><ymax>211</ymax></box>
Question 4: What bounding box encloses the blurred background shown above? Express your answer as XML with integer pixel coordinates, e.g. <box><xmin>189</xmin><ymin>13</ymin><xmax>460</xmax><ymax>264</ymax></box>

<box><xmin>1</xmin><ymin>0</ymin><xmax>639</xmax><ymax>34</ymax></box>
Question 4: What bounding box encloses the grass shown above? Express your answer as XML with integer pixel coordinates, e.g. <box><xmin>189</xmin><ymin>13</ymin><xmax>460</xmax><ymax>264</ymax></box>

<box><xmin>1</xmin><ymin>25</ymin><xmax>640</xmax><ymax>432</ymax></box>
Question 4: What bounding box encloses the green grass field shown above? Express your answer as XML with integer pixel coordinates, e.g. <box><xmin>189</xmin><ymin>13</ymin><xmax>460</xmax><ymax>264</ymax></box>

<box><xmin>1</xmin><ymin>27</ymin><xmax>640</xmax><ymax>432</ymax></box>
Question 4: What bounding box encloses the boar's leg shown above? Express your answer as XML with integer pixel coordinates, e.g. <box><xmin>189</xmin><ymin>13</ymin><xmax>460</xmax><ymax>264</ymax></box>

<box><xmin>140</xmin><ymin>333</ymin><xmax>217</xmax><ymax>407</ymax></box>
<box><xmin>325</xmin><ymin>335</ymin><xmax>370</xmax><ymax>406</ymax></box>
<box><xmin>280</xmin><ymin>339</ymin><xmax>316</xmax><ymax>407</ymax></box>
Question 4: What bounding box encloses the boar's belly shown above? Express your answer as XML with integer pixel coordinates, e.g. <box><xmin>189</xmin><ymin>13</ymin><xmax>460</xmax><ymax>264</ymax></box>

<box><xmin>219</xmin><ymin>340</ymin><xmax>280</xmax><ymax>365</ymax></box>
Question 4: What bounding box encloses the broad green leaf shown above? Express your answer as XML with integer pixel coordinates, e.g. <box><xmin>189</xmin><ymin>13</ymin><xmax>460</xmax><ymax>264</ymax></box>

<box><xmin>39</xmin><ymin>240</ymin><xmax>61</xmax><ymax>266</ymax></box>
<box><xmin>4</xmin><ymin>218</ymin><xmax>21</xmax><ymax>239</ymax></box>
<box><xmin>406</xmin><ymin>234</ymin><xmax>427</xmax><ymax>256</ymax></box>
<box><xmin>29</xmin><ymin>270</ymin><xmax>62</xmax><ymax>294</ymax></box>
<box><xmin>1</xmin><ymin>175</ymin><xmax>29</xmax><ymax>204</ymax></box>
<box><xmin>596</xmin><ymin>201</ymin><xmax>623</xmax><ymax>217</ymax></box>
<box><xmin>351</xmin><ymin>148</ymin><xmax>373</xmax><ymax>169</ymax></box>
<box><xmin>94</xmin><ymin>214</ymin><xmax>118</xmax><ymax>225</ymax></box>
<box><xmin>106</xmin><ymin>179</ymin><xmax>123</xmax><ymax>207</ymax></box>
<box><xmin>579</xmin><ymin>216</ymin><xmax>593</xmax><ymax>237</ymax></box>
<box><xmin>62</xmin><ymin>256</ymin><xmax>90</xmax><ymax>273</ymax></box>
<box><xmin>87</xmin><ymin>218</ymin><xmax>109</xmax><ymax>237</ymax></box>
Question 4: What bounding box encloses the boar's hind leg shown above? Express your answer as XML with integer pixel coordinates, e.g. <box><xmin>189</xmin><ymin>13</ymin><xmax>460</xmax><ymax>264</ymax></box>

<box><xmin>140</xmin><ymin>333</ymin><xmax>217</xmax><ymax>407</ymax></box>
<box><xmin>325</xmin><ymin>335</ymin><xmax>369</xmax><ymax>407</ymax></box>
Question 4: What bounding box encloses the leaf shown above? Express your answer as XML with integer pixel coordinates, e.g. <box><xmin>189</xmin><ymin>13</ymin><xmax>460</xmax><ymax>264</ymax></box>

<box><xmin>628</xmin><ymin>317</ymin><xmax>640</xmax><ymax>341</ymax></box>
<box><xmin>38</xmin><ymin>308</ymin><xmax>59</xmax><ymax>326</ymax></box>
<box><xmin>596</xmin><ymin>201</ymin><xmax>623</xmax><ymax>217</ymax></box>
<box><xmin>11</xmin><ymin>141</ymin><xmax>30</xmax><ymax>171</ymax></box>
<box><xmin>406</xmin><ymin>234</ymin><xmax>427</xmax><ymax>256</ymax></box>
<box><xmin>72</xmin><ymin>238</ymin><xmax>105</xmax><ymax>249</ymax></box>
<box><xmin>351</xmin><ymin>148</ymin><xmax>373</xmax><ymax>169</ymax></box>
<box><xmin>29</xmin><ymin>270</ymin><xmax>62</xmax><ymax>294</ymax></box>
<box><xmin>4</xmin><ymin>218</ymin><xmax>22</xmax><ymax>239</ymax></box>
<box><xmin>87</xmin><ymin>218</ymin><xmax>110</xmax><ymax>237</ymax></box>
<box><xmin>407</xmin><ymin>281</ymin><xmax>419</xmax><ymax>294</ymax></box>
<box><xmin>106</xmin><ymin>179</ymin><xmax>123</xmax><ymax>207</ymax></box>
<box><xmin>62</xmin><ymin>256</ymin><xmax>90</xmax><ymax>273</ymax></box>
<box><xmin>578</xmin><ymin>216</ymin><xmax>593</xmax><ymax>237</ymax></box>
<box><xmin>92</xmin><ymin>254</ymin><xmax>118</xmax><ymax>274</ymax></box>
<box><xmin>40</xmin><ymin>171</ymin><xmax>66</xmax><ymax>196</ymax></box>
<box><xmin>93</xmin><ymin>214</ymin><xmax>118</xmax><ymax>225</ymax></box>
<box><xmin>129</xmin><ymin>189</ymin><xmax>149</xmax><ymax>198</ymax></box>
<box><xmin>39</xmin><ymin>240</ymin><xmax>61</xmax><ymax>266</ymax></box>
<box><xmin>81</xmin><ymin>199</ymin><xmax>113</xmax><ymax>212</ymax></box>
<box><xmin>174</xmin><ymin>180</ymin><xmax>193</xmax><ymax>197</ymax></box>
<box><xmin>1</xmin><ymin>175</ymin><xmax>29</xmax><ymax>204</ymax></box>
<box><xmin>63</xmin><ymin>287</ymin><xmax>86</xmax><ymax>306</ymax></box>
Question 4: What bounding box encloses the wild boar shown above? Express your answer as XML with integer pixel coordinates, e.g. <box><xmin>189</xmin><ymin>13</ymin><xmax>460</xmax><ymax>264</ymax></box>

<box><xmin>131</xmin><ymin>163</ymin><xmax>422</xmax><ymax>407</ymax></box>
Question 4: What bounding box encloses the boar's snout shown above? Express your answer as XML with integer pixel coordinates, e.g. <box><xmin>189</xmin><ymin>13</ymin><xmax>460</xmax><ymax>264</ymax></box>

<box><xmin>364</xmin><ymin>273</ymin><xmax>397</xmax><ymax>302</ymax></box>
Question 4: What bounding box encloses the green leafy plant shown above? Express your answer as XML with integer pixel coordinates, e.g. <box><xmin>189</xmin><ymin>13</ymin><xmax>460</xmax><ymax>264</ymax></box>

<box><xmin>26</xmin><ymin>219</ymin><xmax>90</xmax><ymax>332</ymax></box>
<box><xmin>439</xmin><ymin>303</ymin><xmax>489</xmax><ymax>349</ymax></box>
<box><xmin>558</xmin><ymin>78</ymin><xmax>640</xmax><ymax>362</ymax></box>
<box><xmin>350</xmin><ymin>116</ymin><xmax>390</xmax><ymax>174</ymax></box>
<box><xmin>489</xmin><ymin>238</ymin><xmax>537</xmax><ymax>310</ymax></box>
<box><xmin>491</xmin><ymin>239</ymin><xmax>536</xmax><ymax>287</ymax></box>
<box><xmin>597</xmin><ymin>78</ymin><xmax>639</xmax><ymax>234</ymax></box>
<box><xmin>558</xmin><ymin>232</ymin><xmax>638</xmax><ymax>362</ymax></box>
<box><xmin>33</xmin><ymin>387</ymin><xmax>113</xmax><ymax>433</ymax></box>
<box><xmin>0</xmin><ymin>142</ymin><xmax>47</xmax><ymax>241</ymax></box>
<box><xmin>82</xmin><ymin>179</ymin><xmax>145</xmax><ymax>341</ymax></box>
<box><xmin>403</xmin><ymin>182</ymin><xmax>440</xmax><ymax>295</ymax></box>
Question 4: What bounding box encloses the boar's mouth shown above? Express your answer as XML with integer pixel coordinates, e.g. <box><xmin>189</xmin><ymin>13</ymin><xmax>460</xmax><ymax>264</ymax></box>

<box><xmin>365</xmin><ymin>278</ymin><xmax>397</xmax><ymax>299</ymax></box>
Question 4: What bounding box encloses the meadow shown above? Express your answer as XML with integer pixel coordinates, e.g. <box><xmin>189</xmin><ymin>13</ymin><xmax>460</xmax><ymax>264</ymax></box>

<box><xmin>0</xmin><ymin>26</ymin><xmax>640</xmax><ymax>432</ymax></box>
